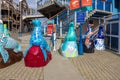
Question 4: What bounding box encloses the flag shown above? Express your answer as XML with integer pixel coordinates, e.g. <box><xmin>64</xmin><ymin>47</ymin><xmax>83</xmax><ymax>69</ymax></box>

<box><xmin>70</xmin><ymin>0</ymin><xmax>80</xmax><ymax>10</ymax></box>
<box><xmin>81</xmin><ymin>0</ymin><xmax>92</xmax><ymax>7</ymax></box>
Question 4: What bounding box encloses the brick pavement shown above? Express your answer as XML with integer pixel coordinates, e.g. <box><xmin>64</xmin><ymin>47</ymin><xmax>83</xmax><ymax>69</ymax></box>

<box><xmin>70</xmin><ymin>50</ymin><xmax>120</xmax><ymax>80</ymax></box>
<box><xmin>1</xmin><ymin>34</ymin><xmax>120</xmax><ymax>80</ymax></box>
<box><xmin>0</xmin><ymin>59</ymin><xmax>44</xmax><ymax>80</ymax></box>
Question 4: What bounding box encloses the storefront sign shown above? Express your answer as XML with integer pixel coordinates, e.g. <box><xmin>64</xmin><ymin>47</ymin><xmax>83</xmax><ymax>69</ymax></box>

<box><xmin>70</xmin><ymin>0</ymin><xmax>80</xmax><ymax>10</ymax></box>
<box><xmin>81</xmin><ymin>0</ymin><xmax>92</xmax><ymax>7</ymax></box>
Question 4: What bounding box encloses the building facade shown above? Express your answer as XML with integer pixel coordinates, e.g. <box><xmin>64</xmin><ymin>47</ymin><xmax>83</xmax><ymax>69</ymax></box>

<box><xmin>1</xmin><ymin>0</ymin><xmax>30</xmax><ymax>32</ymax></box>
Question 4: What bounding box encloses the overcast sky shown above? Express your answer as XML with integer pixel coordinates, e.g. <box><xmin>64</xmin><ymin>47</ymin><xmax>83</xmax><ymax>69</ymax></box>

<box><xmin>13</xmin><ymin>0</ymin><xmax>37</xmax><ymax>9</ymax></box>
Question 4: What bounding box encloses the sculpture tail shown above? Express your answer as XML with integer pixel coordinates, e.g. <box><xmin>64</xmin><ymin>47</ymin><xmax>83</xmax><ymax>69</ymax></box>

<box><xmin>13</xmin><ymin>43</ymin><xmax>22</xmax><ymax>53</ymax></box>
<box><xmin>0</xmin><ymin>47</ymin><xmax>9</xmax><ymax>63</ymax></box>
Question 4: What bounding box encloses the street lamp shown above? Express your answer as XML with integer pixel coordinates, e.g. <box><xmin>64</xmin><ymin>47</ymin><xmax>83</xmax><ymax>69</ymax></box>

<box><xmin>19</xmin><ymin>0</ymin><xmax>22</xmax><ymax>37</ymax></box>
<box><xmin>7</xmin><ymin>3</ymin><xmax>9</xmax><ymax>30</ymax></box>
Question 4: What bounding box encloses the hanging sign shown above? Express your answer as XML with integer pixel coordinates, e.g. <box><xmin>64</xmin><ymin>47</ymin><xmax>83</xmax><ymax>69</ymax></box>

<box><xmin>70</xmin><ymin>0</ymin><xmax>80</xmax><ymax>10</ymax></box>
<box><xmin>77</xmin><ymin>12</ymin><xmax>85</xmax><ymax>23</ymax></box>
<box><xmin>81</xmin><ymin>0</ymin><xmax>92</xmax><ymax>7</ymax></box>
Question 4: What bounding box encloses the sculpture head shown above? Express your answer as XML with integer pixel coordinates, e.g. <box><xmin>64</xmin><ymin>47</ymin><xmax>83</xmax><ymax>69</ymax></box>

<box><xmin>4</xmin><ymin>24</ymin><xmax>10</xmax><ymax>37</ymax></box>
<box><xmin>32</xmin><ymin>19</ymin><xmax>41</xmax><ymax>27</ymax></box>
<box><xmin>69</xmin><ymin>22</ymin><xmax>74</xmax><ymax>28</ymax></box>
<box><xmin>89</xmin><ymin>20</ymin><xmax>94</xmax><ymax>27</ymax></box>
<box><xmin>30</xmin><ymin>19</ymin><xmax>42</xmax><ymax>45</ymax></box>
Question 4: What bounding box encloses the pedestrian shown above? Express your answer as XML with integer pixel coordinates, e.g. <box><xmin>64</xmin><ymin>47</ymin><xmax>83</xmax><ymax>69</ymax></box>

<box><xmin>85</xmin><ymin>20</ymin><xmax>94</xmax><ymax>45</ymax></box>
<box><xmin>83</xmin><ymin>20</ymin><xmax>95</xmax><ymax>53</ymax></box>
<box><xmin>51</xmin><ymin>24</ymin><xmax>56</xmax><ymax>51</ymax></box>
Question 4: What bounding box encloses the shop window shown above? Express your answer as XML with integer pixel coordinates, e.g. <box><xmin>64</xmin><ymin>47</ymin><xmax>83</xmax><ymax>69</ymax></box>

<box><xmin>111</xmin><ymin>23</ymin><xmax>119</xmax><ymax>35</ymax></box>
<box><xmin>111</xmin><ymin>37</ymin><xmax>118</xmax><ymax>51</ymax></box>
<box><xmin>105</xmin><ymin>36</ymin><xmax>110</xmax><ymax>48</ymax></box>
<box><xmin>106</xmin><ymin>24</ymin><xmax>110</xmax><ymax>34</ymax></box>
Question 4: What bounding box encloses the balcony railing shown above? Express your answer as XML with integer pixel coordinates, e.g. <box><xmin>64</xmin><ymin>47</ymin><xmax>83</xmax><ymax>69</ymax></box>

<box><xmin>93</xmin><ymin>0</ymin><xmax>112</xmax><ymax>12</ymax></box>
<box><xmin>37</xmin><ymin>0</ymin><xmax>112</xmax><ymax>12</ymax></box>
<box><xmin>37</xmin><ymin>0</ymin><xmax>69</xmax><ymax>8</ymax></box>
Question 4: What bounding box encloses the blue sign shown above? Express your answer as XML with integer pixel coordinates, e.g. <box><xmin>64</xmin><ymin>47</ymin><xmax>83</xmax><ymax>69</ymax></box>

<box><xmin>77</xmin><ymin>12</ymin><xmax>85</xmax><ymax>23</ymax></box>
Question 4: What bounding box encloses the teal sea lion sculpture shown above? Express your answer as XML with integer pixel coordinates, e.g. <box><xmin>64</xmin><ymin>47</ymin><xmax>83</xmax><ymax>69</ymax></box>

<box><xmin>61</xmin><ymin>22</ymin><xmax>78</xmax><ymax>57</ymax></box>
<box><xmin>0</xmin><ymin>20</ymin><xmax>23</xmax><ymax>68</ymax></box>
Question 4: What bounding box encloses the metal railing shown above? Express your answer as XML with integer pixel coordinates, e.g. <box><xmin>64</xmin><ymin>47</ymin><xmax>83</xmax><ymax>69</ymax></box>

<box><xmin>104</xmin><ymin>13</ymin><xmax>120</xmax><ymax>54</ymax></box>
<box><xmin>37</xmin><ymin>0</ymin><xmax>69</xmax><ymax>8</ymax></box>
<box><xmin>93</xmin><ymin>0</ymin><xmax>112</xmax><ymax>12</ymax></box>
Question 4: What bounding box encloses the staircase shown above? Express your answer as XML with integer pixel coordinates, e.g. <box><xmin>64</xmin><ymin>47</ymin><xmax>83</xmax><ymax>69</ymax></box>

<box><xmin>36</xmin><ymin>0</ymin><xmax>113</xmax><ymax>42</ymax></box>
<box><xmin>85</xmin><ymin>10</ymin><xmax>96</xmax><ymax>20</ymax></box>
<box><xmin>85</xmin><ymin>0</ymin><xmax>112</xmax><ymax>20</ymax></box>
<box><xmin>37</xmin><ymin>0</ymin><xmax>68</xmax><ymax>18</ymax></box>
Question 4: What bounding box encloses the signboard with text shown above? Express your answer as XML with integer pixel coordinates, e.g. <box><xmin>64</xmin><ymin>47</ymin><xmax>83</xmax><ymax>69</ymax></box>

<box><xmin>81</xmin><ymin>0</ymin><xmax>92</xmax><ymax>7</ymax></box>
<box><xmin>77</xmin><ymin>12</ymin><xmax>85</xmax><ymax>23</ymax></box>
<box><xmin>70</xmin><ymin>0</ymin><xmax>80</xmax><ymax>10</ymax></box>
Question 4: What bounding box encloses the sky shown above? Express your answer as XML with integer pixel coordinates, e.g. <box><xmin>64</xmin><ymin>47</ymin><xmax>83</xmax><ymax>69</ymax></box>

<box><xmin>13</xmin><ymin>0</ymin><xmax>48</xmax><ymax>22</ymax></box>
<box><xmin>13</xmin><ymin>0</ymin><xmax>37</xmax><ymax>9</ymax></box>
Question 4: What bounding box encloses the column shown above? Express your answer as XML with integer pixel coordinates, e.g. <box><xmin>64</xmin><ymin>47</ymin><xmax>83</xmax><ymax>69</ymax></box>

<box><xmin>62</xmin><ymin>0</ymin><xmax>64</xmax><ymax>5</ymax></box>
<box><xmin>103</xmin><ymin>1</ymin><xmax>105</xmax><ymax>11</ymax></box>
<box><xmin>95</xmin><ymin>0</ymin><xmax>97</xmax><ymax>9</ymax></box>
<box><xmin>119</xmin><ymin>16</ymin><xmax>120</xmax><ymax>54</ymax></box>
<box><xmin>65</xmin><ymin>0</ymin><xmax>66</xmax><ymax>4</ymax></box>
<box><xmin>57</xmin><ymin>15</ymin><xmax>59</xmax><ymax>25</ymax></box>
<box><xmin>99</xmin><ymin>17</ymin><xmax>101</xmax><ymax>25</ymax></box>
<box><xmin>53</xmin><ymin>24</ymin><xmax>56</xmax><ymax>51</ymax></box>
<box><xmin>74</xmin><ymin>11</ymin><xmax>77</xmax><ymax>28</ymax></box>
<box><xmin>110</xmin><ymin>3</ymin><xmax>112</xmax><ymax>12</ymax></box>
<box><xmin>19</xmin><ymin>1</ymin><xmax>22</xmax><ymax>37</ymax></box>
<box><xmin>44</xmin><ymin>24</ymin><xmax>46</xmax><ymax>35</ymax></box>
<box><xmin>60</xmin><ymin>20</ymin><xmax>62</xmax><ymax>37</ymax></box>
<box><xmin>56</xmin><ymin>15</ymin><xmax>58</xmax><ymax>34</ymax></box>
<box><xmin>79</xmin><ymin>23</ymin><xmax>83</xmax><ymax>55</ymax></box>
<box><xmin>103</xmin><ymin>16</ymin><xmax>106</xmax><ymax>33</ymax></box>
<box><xmin>8</xmin><ymin>3</ymin><xmax>10</xmax><ymax>30</ymax></box>
<box><xmin>67</xmin><ymin>9</ymin><xmax>69</xmax><ymax>22</ymax></box>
